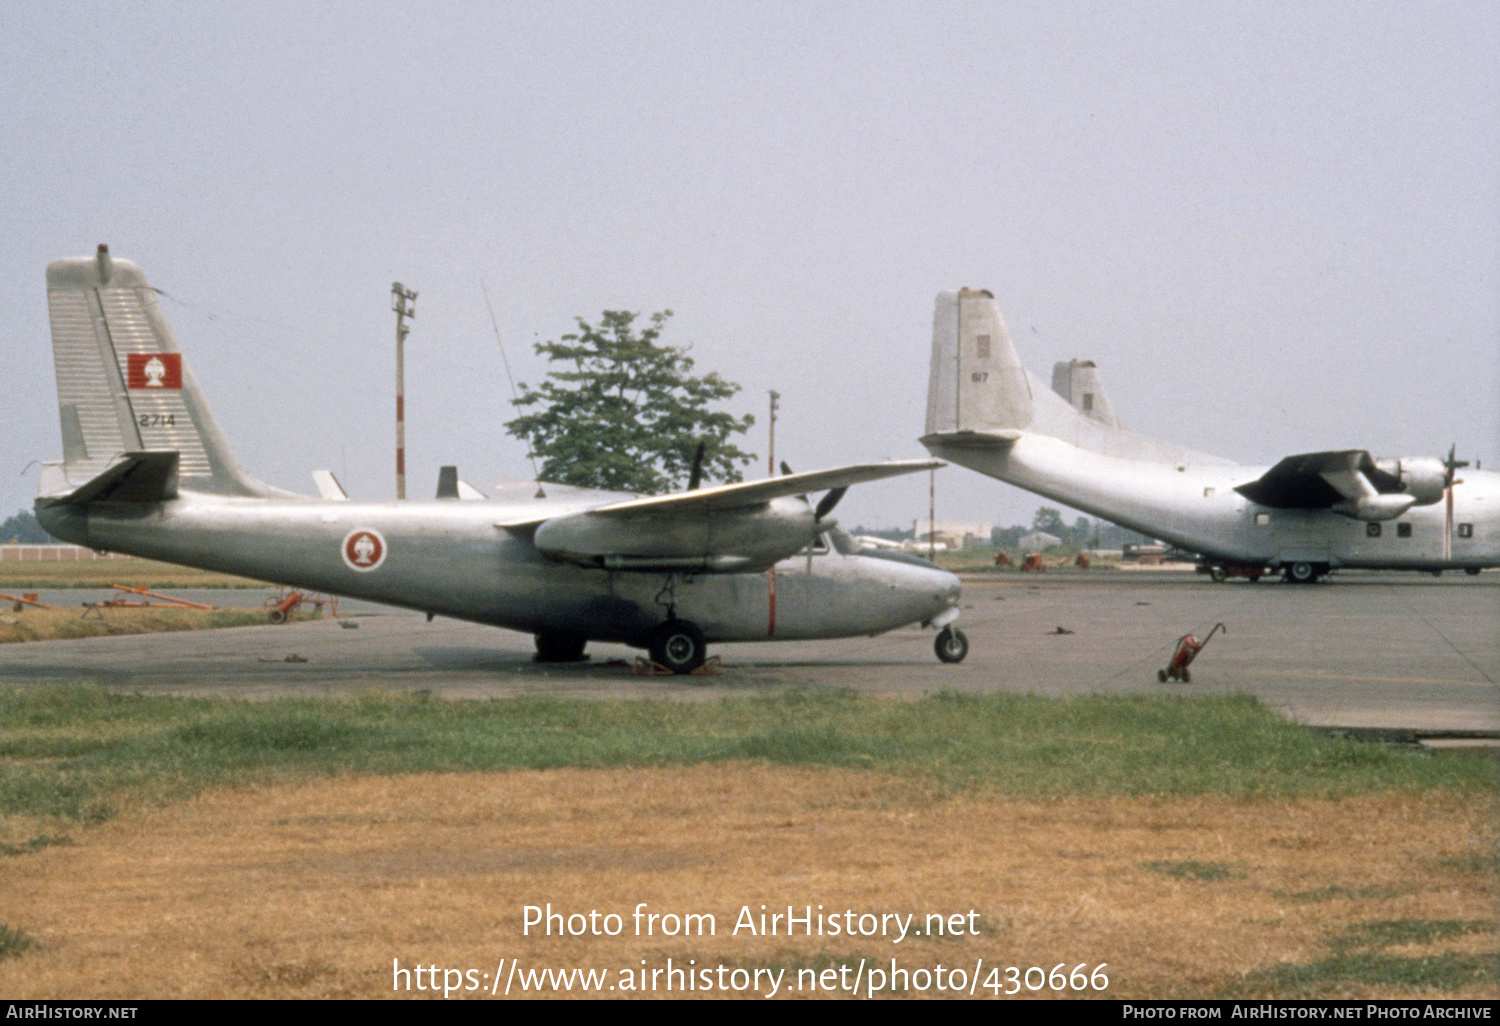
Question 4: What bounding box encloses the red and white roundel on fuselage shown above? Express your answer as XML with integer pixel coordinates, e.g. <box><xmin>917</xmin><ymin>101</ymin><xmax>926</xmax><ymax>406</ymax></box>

<box><xmin>341</xmin><ymin>528</ymin><xmax>388</xmax><ymax>572</ymax></box>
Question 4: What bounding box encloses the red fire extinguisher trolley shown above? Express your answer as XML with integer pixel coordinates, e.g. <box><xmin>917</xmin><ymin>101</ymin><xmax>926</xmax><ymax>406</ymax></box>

<box><xmin>1158</xmin><ymin>623</ymin><xmax>1226</xmax><ymax>682</ymax></box>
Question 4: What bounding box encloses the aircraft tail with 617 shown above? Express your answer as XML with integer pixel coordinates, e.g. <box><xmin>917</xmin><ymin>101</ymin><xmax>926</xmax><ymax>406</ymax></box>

<box><xmin>919</xmin><ymin>287</ymin><xmax>1497</xmax><ymax>580</ymax></box>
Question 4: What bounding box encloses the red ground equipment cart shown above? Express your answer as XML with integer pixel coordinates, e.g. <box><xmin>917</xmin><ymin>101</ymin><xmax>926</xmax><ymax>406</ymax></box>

<box><xmin>1158</xmin><ymin>622</ymin><xmax>1226</xmax><ymax>683</ymax></box>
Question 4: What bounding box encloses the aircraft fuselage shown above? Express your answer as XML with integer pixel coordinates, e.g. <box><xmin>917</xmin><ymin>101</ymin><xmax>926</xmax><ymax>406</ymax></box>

<box><xmin>37</xmin><ymin>493</ymin><xmax>961</xmax><ymax>645</ymax></box>
<box><xmin>931</xmin><ymin>433</ymin><xmax>1500</xmax><ymax>572</ymax></box>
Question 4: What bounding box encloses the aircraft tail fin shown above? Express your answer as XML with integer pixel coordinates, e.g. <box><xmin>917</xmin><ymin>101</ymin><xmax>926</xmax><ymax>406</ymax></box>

<box><xmin>1050</xmin><ymin>359</ymin><xmax>1119</xmax><ymax>428</ymax></box>
<box><xmin>923</xmin><ymin>288</ymin><xmax>1032</xmax><ymax>438</ymax></box>
<box><xmin>43</xmin><ymin>246</ymin><xmax>270</xmax><ymax>498</ymax></box>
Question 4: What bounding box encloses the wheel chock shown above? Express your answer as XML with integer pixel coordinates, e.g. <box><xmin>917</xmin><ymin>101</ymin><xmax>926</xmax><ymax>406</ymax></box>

<box><xmin>631</xmin><ymin>655</ymin><xmax>724</xmax><ymax>676</ymax></box>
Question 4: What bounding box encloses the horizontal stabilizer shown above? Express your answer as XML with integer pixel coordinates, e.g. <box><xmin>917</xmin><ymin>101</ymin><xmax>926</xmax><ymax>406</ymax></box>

<box><xmin>42</xmin><ymin>451</ymin><xmax>180</xmax><ymax>505</ymax></box>
<box><xmin>918</xmin><ymin>429</ymin><xmax>1022</xmax><ymax>449</ymax></box>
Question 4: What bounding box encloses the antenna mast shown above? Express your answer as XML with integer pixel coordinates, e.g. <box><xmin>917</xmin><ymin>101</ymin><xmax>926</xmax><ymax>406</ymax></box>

<box><xmin>481</xmin><ymin>280</ymin><xmax>544</xmax><ymax>495</ymax></box>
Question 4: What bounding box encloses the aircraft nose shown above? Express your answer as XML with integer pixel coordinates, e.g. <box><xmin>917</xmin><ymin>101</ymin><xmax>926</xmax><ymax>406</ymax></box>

<box><xmin>920</xmin><ymin>566</ymin><xmax>963</xmax><ymax>621</ymax></box>
<box><xmin>941</xmin><ymin>573</ymin><xmax>961</xmax><ymax>606</ymax></box>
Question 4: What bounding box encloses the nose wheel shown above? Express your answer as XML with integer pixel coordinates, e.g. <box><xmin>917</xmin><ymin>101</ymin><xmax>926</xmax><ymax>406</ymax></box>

<box><xmin>934</xmin><ymin>626</ymin><xmax>969</xmax><ymax>663</ymax></box>
<box><xmin>534</xmin><ymin>632</ymin><xmax>589</xmax><ymax>663</ymax></box>
<box><xmin>647</xmin><ymin>619</ymin><xmax>708</xmax><ymax>675</ymax></box>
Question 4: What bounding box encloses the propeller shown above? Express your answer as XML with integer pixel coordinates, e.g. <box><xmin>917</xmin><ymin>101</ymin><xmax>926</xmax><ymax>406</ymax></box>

<box><xmin>814</xmin><ymin>486</ymin><xmax>847</xmax><ymax>522</ymax></box>
<box><xmin>1442</xmin><ymin>444</ymin><xmax>1468</xmax><ymax>562</ymax></box>
<box><xmin>780</xmin><ymin>461</ymin><xmax>851</xmax><ymax>571</ymax></box>
<box><xmin>1443</xmin><ymin>443</ymin><xmax>1469</xmax><ymax>485</ymax></box>
<box><xmin>687</xmin><ymin>441</ymin><xmax>705</xmax><ymax>491</ymax></box>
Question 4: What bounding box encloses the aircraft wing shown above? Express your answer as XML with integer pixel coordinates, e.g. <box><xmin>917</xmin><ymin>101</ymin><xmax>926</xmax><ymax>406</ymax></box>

<box><xmin>498</xmin><ymin>459</ymin><xmax>945</xmax><ymax>572</ymax></box>
<box><xmin>586</xmin><ymin>459</ymin><xmax>945</xmax><ymax>516</ymax></box>
<box><xmin>496</xmin><ymin>459</ymin><xmax>943</xmax><ymax>529</ymax></box>
<box><xmin>1234</xmin><ymin>450</ymin><xmax>1411</xmax><ymax>518</ymax></box>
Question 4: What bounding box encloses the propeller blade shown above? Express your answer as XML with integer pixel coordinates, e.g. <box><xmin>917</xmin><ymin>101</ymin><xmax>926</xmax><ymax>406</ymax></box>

<box><xmin>687</xmin><ymin>441</ymin><xmax>705</xmax><ymax>491</ymax></box>
<box><xmin>814</xmin><ymin>486</ymin><xmax>847</xmax><ymax>521</ymax></box>
<box><xmin>1443</xmin><ymin>443</ymin><xmax>1470</xmax><ymax>481</ymax></box>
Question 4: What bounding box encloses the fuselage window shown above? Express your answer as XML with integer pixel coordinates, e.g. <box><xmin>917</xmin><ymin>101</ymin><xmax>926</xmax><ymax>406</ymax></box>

<box><xmin>1366</xmin><ymin>522</ymin><xmax>1381</xmax><ymax>538</ymax></box>
<box><xmin>1397</xmin><ymin>522</ymin><xmax>1413</xmax><ymax>539</ymax></box>
<box><xmin>1203</xmin><ymin>486</ymin><xmax>1215</xmax><ymax>498</ymax></box>
<box><xmin>1458</xmin><ymin>523</ymin><xmax>1473</xmax><ymax>539</ymax></box>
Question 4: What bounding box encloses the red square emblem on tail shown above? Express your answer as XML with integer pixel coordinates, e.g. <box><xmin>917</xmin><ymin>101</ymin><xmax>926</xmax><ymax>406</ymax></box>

<box><xmin>126</xmin><ymin>352</ymin><xmax>182</xmax><ymax>390</ymax></box>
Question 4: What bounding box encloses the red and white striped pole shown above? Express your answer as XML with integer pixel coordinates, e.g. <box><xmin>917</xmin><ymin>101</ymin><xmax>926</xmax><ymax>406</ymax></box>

<box><xmin>391</xmin><ymin>283</ymin><xmax>417</xmax><ymax>500</ymax></box>
<box><xmin>766</xmin><ymin>389</ymin><xmax>780</xmax><ymax>636</ymax></box>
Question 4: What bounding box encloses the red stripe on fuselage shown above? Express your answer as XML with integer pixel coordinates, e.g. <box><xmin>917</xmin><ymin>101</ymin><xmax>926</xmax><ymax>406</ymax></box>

<box><xmin>767</xmin><ymin>567</ymin><xmax>776</xmax><ymax>636</ymax></box>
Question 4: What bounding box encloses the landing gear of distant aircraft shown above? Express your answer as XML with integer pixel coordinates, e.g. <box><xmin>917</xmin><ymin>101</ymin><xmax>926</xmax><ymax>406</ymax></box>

<box><xmin>1466</xmin><ymin>568</ymin><xmax>1482</xmax><ymax>576</ymax></box>
<box><xmin>534</xmin><ymin>632</ymin><xmax>589</xmax><ymax>663</ymax></box>
<box><xmin>1285</xmin><ymin>561</ymin><xmax>1322</xmax><ymax>584</ymax></box>
<box><xmin>934</xmin><ymin>626</ymin><xmax>969</xmax><ymax>663</ymax></box>
<box><xmin>648</xmin><ymin>619</ymin><xmax>708</xmax><ymax>675</ymax></box>
<box><xmin>1209</xmin><ymin>567</ymin><xmax>1227</xmax><ymax>583</ymax></box>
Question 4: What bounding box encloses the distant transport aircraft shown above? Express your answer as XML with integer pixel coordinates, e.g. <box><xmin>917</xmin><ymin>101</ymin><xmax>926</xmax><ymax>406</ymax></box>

<box><xmin>31</xmin><ymin>247</ymin><xmax>968</xmax><ymax>672</ymax></box>
<box><xmin>919</xmin><ymin>288</ymin><xmax>1498</xmax><ymax>583</ymax></box>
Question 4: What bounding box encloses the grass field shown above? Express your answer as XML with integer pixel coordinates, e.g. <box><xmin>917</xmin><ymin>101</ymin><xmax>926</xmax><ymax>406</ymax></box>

<box><xmin>0</xmin><ymin>686</ymin><xmax>1493</xmax><ymax>999</ymax></box>
<box><xmin>0</xmin><ymin>557</ymin><xmax>268</xmax><ymax>590</ymax></box>
<box><xmin>0</xmin><ymin>687</ymin><xmax>1492</xmax><ymax>828</ymax></box>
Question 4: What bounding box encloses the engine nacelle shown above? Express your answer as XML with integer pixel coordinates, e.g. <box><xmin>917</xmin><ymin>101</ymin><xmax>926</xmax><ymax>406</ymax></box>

<box><xmin>1373</xmin><ymin>457</ymin><xmax>1447</xmax><ymax>505</ymax></box>
<box><xmin>532</xmin><ymin>496</ymin><xmax>817</xmax><ymax>572</ymax></box>
<box><xmin>1332</xmin><ymin>492</ymin><xmax>1417</xmax><ymax>521</ymax></box>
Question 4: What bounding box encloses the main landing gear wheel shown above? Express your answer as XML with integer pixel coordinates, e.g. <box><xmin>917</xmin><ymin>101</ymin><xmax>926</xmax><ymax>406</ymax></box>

<box><xmin>934</xmin><ymin>626</ymin><xmax>969</xmax><ymax>663</ymax></box>
<box><xmin>1286</xmin><ymin>561</ymin><xmax>1318</xmax><ymax>584</ymax></box>
<box><xmin>1209</xmin><ymin>567</ymin><xmax>1227</xmax><ymax>583</ymax></box>
<box><xmin>534</xmin><ymin>632</ymin><xmax>588</xmax><ymax>663</ymax></box>
<box><xmin>648</xmin><ymin>619</ymin><xmax>707</xmax><ymax>675</ymax></box>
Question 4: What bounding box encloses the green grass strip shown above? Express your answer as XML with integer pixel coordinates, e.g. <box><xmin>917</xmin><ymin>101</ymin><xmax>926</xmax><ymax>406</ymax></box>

<box><xmin>1227</xmin><ymin>919</ymin><xmax>1499</xmax><ymax>996</ymax></box>
<box><xmin>1</xmin><ymin>685</ymin><xmax>1494</xmax><ymax>826</ymax></box>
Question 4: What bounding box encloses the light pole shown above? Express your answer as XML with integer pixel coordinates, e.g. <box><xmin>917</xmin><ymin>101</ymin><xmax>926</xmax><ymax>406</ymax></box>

<box><xmin>391</xmin><ymin>282</ymin><xmax>417</xmax><ymax>499</ymax></box>
<box><xmin>768</xmin><ymin>389</ymin><xmax>780</xmax><ymax>477</ymax></box>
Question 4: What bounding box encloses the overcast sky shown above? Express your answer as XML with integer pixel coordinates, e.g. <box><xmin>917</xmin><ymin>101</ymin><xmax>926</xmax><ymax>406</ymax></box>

<box><xmin>3</xmin><ymin>1</ymin><xmax>1496</xmax><ymax>532</ymax></box>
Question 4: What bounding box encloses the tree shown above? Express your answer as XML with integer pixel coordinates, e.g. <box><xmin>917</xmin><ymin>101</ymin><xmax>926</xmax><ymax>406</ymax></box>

<box><xmin>505</xmin><ymin>310</ymin><xmax>755</xmax><ymax>494</ymax></box>
<box><xmin>1031</xmin><ymin>506</ymin><xmax>1067</xmax><ymax>537</ymax></box>
<box><xmin>1</xmin><ymin>510</ymin><xmax>54</xmax><ymax>544</ymax></box>
<box><xmin>1072</xmin><ymin>515</ymin><xmax>1095</xmax><ymax>547</ymax></box>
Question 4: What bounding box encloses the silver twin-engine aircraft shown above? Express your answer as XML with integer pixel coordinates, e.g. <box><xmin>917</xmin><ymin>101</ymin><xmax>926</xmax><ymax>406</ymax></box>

<box><xmin>32</xmin><ymin>247</ymin><xmax>967</xmax><ymax>672</ymax></box>
<box><xmin>920</xmin><ymin>288</ymin><xmax>1498</xmax><ymax>583</ymax></box>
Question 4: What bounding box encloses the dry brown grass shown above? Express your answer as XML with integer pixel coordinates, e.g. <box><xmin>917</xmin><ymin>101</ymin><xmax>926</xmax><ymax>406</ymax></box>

<box><xmin>0</xmin><ymin>765</ymin><xmax>1493</xmax><ymax>999</ymax></box>
<box><xmin>0</xmin><ymin>557</ymin><xmax>267</xmax><ymax>590</ymax></box>
<box><xmin>0</xmin><ymin>606</ymin><xmax>312</xmax><ymax>644</ymax></box>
